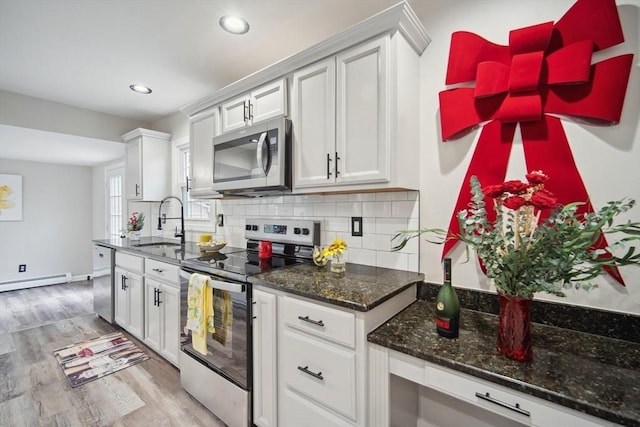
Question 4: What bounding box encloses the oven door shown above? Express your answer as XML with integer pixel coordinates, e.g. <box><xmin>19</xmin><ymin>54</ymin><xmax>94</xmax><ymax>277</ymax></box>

<box><xmin>179</xmin><ymin>268</ymin><xmax>251</xmax><ymax>390</ymax></box>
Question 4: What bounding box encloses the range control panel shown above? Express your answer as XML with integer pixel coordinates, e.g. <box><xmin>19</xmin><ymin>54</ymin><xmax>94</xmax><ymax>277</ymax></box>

<box><xmin>245</xmin><ymin>218</ymin><xmax>320</xmax><ymax>246</ymax></box>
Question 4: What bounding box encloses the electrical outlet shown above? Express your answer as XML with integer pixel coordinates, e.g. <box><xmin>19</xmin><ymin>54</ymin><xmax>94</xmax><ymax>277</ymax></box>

<box><xmin>351</xmin><ymin>217</ymin><xmax>363</xmax><ymax>237</ymax></box>
<box><xmin>19</xmin><ymin>264</ymin><xmax>26</xmax><ymax>273</ymax></box>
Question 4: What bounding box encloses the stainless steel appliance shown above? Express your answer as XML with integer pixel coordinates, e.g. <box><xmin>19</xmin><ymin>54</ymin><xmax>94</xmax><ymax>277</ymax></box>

<box><xmin>212</xmin><ymin>117</ymin><xmax>291</xmax><ymax>196</ymax></box>
<box><xmin>179</xmin><ymin>218</ymin><xmax>319</xmax><ymax>427</ymax></box>
<box><xmin>93</xmin><ymin>244</ymin><xmax>115</xmax><ymax>323</ymax></box>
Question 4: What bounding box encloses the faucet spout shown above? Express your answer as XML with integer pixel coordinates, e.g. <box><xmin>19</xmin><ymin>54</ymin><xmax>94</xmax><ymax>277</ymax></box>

<box><xmin>158</xmin><ymin>196</ymin><xmax>185</xmax><ymax>245</ymax></box>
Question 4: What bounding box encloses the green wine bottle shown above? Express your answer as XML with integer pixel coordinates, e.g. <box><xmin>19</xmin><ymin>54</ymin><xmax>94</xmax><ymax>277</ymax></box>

<box><xmin>435</xmin><ymin>258</ymin><xmax>460</xmax><ymax>338</ymax></box>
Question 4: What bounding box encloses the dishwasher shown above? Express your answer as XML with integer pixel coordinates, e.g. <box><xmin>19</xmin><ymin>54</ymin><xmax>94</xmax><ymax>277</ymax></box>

<box><xmin>93</xmin><ymin>244</ymin><xmax>115</xmax><ymax>323</ymax></box>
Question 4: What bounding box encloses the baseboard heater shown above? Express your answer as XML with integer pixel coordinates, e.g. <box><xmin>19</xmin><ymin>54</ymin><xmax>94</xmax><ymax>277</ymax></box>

<box><xmin>0</xmin><ymin>272</ymin><xmax>72</xmax><ymax>292</ymax></box>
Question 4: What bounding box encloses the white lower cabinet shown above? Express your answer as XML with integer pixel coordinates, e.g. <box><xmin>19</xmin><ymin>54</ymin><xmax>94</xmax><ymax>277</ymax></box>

<box><xmin>369</xmin><ymin>345</ymin><xmax>614</xmax><ymax>427</ymax></box>
<box><xmin>252</xmin><ymin>288</ymin><xmax>278</xmax><ymax>427</ymax></box>
<box><xmin>252</xmin><ymin>284</ymin><xmax>416</xmax><ymax>427</ymax></box>
<box><xmin>114</xmin><ymin>253</ymin><xmax>144</xmax><ymax>340</ymax></box>
<box><xmin>144</xmin><ymin>259</ymin><xmax>180</xmax><ymax>367</ymax></box>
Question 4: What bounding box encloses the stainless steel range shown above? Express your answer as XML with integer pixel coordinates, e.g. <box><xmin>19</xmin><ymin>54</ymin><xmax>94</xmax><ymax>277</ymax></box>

<box><xmin>178</xmin><ymin>218</ymin><xmax>320</xmax><ymax>427</ymax></box>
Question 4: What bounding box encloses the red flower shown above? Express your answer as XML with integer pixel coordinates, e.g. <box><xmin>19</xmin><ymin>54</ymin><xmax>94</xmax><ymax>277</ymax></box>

<box><xmin>483</xmin><ymin>184</ymin><xmax>505</xmax><ymax>198</ymax></box>
<box><xmin>526</xmin><ymin>171</ymin><xmax>548</xmax><ymax>185</ymax></box>
<box><xmin>503</xmin><ymin>195</ymin><xmax>528</xmax><ymax>210</ymax></box>
<box><xmin>502</xmin><ymin>180</ymin><xmax>529</xmax><ymax>195</ymax></box>
<box><xmin>530</xmin><ymin>191</ymin><xmax>558</xmax><ymax>210</ymax></box>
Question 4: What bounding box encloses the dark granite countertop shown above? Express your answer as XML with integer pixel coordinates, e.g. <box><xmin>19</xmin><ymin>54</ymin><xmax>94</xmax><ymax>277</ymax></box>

<box><xmin>93</xmin><ymin>237</ymin><xmax>203</xmax><ymax>265</ymax></box>
<box><xmin>368</xmin><ymin>300</ymin><xmax>640</xmax><ymax>426</ymax></box>
<box><xmin>249</xmin><ymin>263</ymin><xmax>424</xmax><ymax>312</ymax></box>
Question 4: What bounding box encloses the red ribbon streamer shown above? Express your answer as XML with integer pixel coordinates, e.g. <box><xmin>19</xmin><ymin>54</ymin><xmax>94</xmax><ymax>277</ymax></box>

<box><xmin>439</xmin><ymin>0</ymin><xmax>633</xmax><ymax>284</ymax></box>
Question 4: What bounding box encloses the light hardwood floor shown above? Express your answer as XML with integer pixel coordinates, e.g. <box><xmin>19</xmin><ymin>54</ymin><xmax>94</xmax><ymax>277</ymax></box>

<box><xmin>0</xmin><ymin>281</ymin><xmax>227</xmax><ymax>426</ymax></box>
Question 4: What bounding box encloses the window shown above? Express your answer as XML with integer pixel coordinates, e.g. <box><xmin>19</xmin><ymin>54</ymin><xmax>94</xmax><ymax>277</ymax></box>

<box><xmin>178</xmin><ymin>144</ymin><xmax>211</xmax><ymax>221</ymax></box>
<box><xmin>106</xmin><ymin>165</ymin><xmax>124</xmax><ymax>238</ymax></box>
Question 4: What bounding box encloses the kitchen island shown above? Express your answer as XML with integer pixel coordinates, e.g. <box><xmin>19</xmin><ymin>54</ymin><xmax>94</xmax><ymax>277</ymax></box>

<box><xmin>368</xmin><ymin>300</ymin><xmax>640</xmax><ymax>427</ymax></box>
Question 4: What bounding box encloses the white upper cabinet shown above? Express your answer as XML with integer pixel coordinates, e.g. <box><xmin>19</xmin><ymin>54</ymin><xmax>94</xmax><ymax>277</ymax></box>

<box><xmin>292</xmin><ymin>32</ymin><xmax>421</xmax><ymax>193</ymax></box>
<box><xmin>188</xmin><ymin>108</ymin><xmax>220</xmax><ymax>197</ymax></box>
<box><xmin>221</xmin><ymin>78</ymin><xmax>288</xmax><ymax>133</ymax></box>
<box><xmin>122</xmin><ymin>128</ymin><xmax>172</xmax><ymax>201</ymax></box>
<box><xmin>291</xmin><ymin>58</ymin><xmax>336</xmax><ymax>188</ymax></box>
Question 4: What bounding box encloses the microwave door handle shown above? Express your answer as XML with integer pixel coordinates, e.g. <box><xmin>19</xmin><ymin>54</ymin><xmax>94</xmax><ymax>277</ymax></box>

<box><xmin>256</xmin><ymin>132</ymin><xmax>269</xmax><ymax>175</ymax></box>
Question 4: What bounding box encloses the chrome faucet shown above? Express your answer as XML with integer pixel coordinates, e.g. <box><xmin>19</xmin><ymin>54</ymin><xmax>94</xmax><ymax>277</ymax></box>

<box><xmin>158</xmin><ymin>196</ymin><xmax>185</xmax><ymax>244</ymax></box>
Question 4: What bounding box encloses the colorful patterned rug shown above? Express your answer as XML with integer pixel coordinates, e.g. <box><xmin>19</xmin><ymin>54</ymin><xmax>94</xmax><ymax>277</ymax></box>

<box><xmin>53</xmin><ymin>331</ymin><xmax>149</xmax><ymax>387</ymax></box>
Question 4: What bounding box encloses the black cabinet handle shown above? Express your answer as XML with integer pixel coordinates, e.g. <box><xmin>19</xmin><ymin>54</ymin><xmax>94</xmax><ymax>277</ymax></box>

<box><xmin>185</xmin><ymin>176</ymin><xmax>191</xmax><ymax>192</ymax></box>
<box><xmin>152</xmin><ymin>268</ymin><xmax>164</xmax><ymax>274</ymax></box>
<box><xmin>326</xmin><ymin>153</ymin><xmax>332</xmax><ymax>179</ymax></box>
<box><xmin>298</xmin><ymin>365</ymin><xmax>324</xmax><ymax>381</ymax></box>
<box><xmin>298</xmin><ymin>315</ymin><xmax>325</xmax><ymax>327</ymax></box>
<box><xmin>122</xmin><ymin>275</ymin><xmax>128</xmax><ymax>290</ymax></box>
<box><xmin>248</xmin><ymin>101</ymin><xmax>254</xmax><ymax>120</ymax></box>
<box><xmin>243</xmin><ymin>101</ymin><xmax>249</xmax><ymax>122</ymax></box>
<box><xmin>157</xmin><ymin>288</ymin><xmax>162</xmax><ymax>306</ymax></box>
<box><xmin>475</xmin><ymin>392</ymin><xmax>530</xmax><ymax>417</ymax></box>
<box><xmin>135</xmin><ymin>184</ymin><xmax>140</xmax><ymax>197</ymax></box>
<box><xmin>153</xmin><ymin>288</ymin><xmax>158</xmax><ymax>306</ymax></box>
<box><xmin>335</xmin><ymin>151</ymin><xmax>341</xmax><ymax>176</ymax></box>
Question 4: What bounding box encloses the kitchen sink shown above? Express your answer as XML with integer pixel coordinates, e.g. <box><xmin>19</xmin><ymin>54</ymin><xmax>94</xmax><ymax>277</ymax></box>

<box><xmin>132</xmin><ymin>242</ymin><xmax>182</xmax><ymax>248</ymax></box>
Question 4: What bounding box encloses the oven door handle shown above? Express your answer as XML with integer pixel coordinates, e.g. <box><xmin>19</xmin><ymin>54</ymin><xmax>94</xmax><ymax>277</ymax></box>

<box><xmin>180</xmin><ymin>270</ymin><xmax>246</xmax><ymax>293</ymax></box>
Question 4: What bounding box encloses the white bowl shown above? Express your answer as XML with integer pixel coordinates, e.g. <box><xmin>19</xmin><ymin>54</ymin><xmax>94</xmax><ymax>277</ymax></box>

<box><xmin>197</xmin><ymin>241</ymin><xmax>227</xmax><ymax>253</ymax></box>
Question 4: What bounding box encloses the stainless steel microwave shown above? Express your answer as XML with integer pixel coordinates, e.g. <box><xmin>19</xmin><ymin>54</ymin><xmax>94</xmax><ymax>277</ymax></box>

<box><xmin>211</xmin><ymin>117</ymin><xmax>291</xmax><ymax>196</ymax></box>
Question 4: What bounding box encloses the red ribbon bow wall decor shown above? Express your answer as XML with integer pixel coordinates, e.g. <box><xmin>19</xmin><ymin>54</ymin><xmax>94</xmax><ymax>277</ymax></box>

<box><xmin>439</xmin><ymin>0</ymin><xmax>634</xmax><ymax>284</ymax></box>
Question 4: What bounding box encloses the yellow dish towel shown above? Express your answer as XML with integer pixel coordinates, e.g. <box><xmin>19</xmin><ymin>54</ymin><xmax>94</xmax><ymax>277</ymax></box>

<box><xmin>186</xmin><ymin>273</ymin><xmax>215</xmax><ymax>355</ymax></box>
<box><xmin>211</xmin><ymin>290</ymin><xmax>233</xmax><ymax>347</ymax></box>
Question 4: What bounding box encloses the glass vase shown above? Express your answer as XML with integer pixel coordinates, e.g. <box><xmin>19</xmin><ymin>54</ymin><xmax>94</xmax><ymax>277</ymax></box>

<box><xmin>129</xmin><ymin>230</ymin><xmax>141</xmax><ymax>241</ymax></box>
<box><xmin>330</xmin><ymin>253</ymin><xmax>346</xmax><ymax>274</ymax></box>
<box><xmin>496</xmin><ymin>293</ymin><xmax>533</xmax><ymax>362</ymax></box>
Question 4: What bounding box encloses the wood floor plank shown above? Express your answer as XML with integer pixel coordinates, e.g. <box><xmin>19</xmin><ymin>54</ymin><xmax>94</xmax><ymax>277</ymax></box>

<box><xmin>0</xmin><ymin>282</ymin><xmax>227</xmax><ymax>427</ymax></box>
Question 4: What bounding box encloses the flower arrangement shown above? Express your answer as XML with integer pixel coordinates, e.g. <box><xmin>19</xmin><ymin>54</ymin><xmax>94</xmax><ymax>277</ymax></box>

<box><xmin>393</xmin><ymin>171</ymin><xmax>640</xmax><ymax>298</ymax></box>
<box><xmin>127</xmin><ymin>212</ymin><xmax>145</xmax><ymax>232</ymax></box>
<box><xmin>313</xmin><ymin>237</ymin><xmax>348</xmax><ymax>272</ymax></box>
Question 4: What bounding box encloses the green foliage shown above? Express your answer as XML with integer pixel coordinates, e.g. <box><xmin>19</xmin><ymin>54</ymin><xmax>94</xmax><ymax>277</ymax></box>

<box><xmin>392</xmin><ymin>175</ymin><xmax>640</xmax><ymax>298</ymax></box>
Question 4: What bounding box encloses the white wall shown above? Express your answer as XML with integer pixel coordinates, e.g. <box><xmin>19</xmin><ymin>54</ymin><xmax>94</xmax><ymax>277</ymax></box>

<box><xmin>417</xmin><ymin>0</ymin><xmax>640</xmax><ymax>314</ymax></box>
<box><xmin>0</xmin><ymin>159</ymin><xmax>93</xmax><ymax>282</ymax></box>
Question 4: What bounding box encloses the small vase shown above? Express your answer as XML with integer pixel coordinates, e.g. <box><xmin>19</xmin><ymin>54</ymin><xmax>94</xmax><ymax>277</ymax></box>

<box><xmin>496</xmin><ymin>293</ymin><xmax>533</xmax><ymax>362</ymax></box>
<box><xmin>330</xmin><ymin>253</ymin><xmax>346</xmax><ymax>274</ymax></box>
<box><xmin>129</xmin><ymin>230</ymin><xmax>141</xmax><ymax>241</ymax></box>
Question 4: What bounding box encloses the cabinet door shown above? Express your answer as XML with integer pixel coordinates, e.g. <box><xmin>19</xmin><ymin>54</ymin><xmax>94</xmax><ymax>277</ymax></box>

<box><xmin>127</xmin><ymin>271</ymin><xmax>144</xmax><ymax>340</ymax></box>
<box><xmin>160</xmin><ymin>283</ymin><xmax>180</xmax><ymax>366</ymax></box>
<box><xmin>125</xmin><ymin>137</ymin><xmax>142</xmax><ymax>200</ymax></box>
<box><xmin>251</xmin><ymin>78</ymin><xmax>287</xmax><ymax>124</ymax></box>
<box><xmin>221</xmin><ymin>94</ymin><xmax>250</xmax><ymax>133</ymax></box>
<box><xmin>253</xmin><ymin>289</ymin><xmax>278</xmax><ymax>427</ymax></box>
<box><xmin>114</xmin><ymin>267</ymin><xmax>129</xmax><ymax>327</ymax></box>
<box><xmin>336</xmin><ymin>36</ymin><xmax>389</xmax><ymax>185</ymax></box>
<box><xmin>189</xmin><ymin>109</ymin><xmax>218</xmax><ymax>196</ymax></box>
<box><xmin>144</xmin><ymin>278</ymin><xmax>162</xmax><ymax>351</ymax></box>
<box><xmin>292</xmin><ymin>58</ymin><xmax>336</xmax><ymax>189</ymax></box>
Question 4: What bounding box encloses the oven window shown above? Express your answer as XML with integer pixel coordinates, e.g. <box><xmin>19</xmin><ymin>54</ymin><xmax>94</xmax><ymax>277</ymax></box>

<box><xmin>180</xmin><ymin>279</ymin><xmax>250</xmax><ymax>389</ymax></box>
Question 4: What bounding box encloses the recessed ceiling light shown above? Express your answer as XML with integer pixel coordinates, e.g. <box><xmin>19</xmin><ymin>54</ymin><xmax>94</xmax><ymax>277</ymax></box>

<box><xmin>129</xmin><ymin>84</ymin><xmax>152</xmax><ymax>94</ymax></box>
<box><xmin>219</xmin><ymin>15</ymin><xmax>250</xmax><ymax>35</ymax></box>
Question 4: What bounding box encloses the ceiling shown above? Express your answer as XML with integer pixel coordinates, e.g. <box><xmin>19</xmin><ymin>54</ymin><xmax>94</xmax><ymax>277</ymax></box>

<box><xmin>0</xmin><ymin>0</ymin><xmax>434</xmax><ymax>166</ymax></box>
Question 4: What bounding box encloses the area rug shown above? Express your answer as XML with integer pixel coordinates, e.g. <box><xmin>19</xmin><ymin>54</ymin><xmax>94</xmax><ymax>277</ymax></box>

<box><xmin>53</xmin><ymin>331</ymin><xmax>149</xmax><ymax>387</ymax></box>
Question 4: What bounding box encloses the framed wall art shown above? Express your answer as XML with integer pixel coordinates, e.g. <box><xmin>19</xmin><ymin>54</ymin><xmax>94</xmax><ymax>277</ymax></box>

<box><xmin>0</xmin><ymin>174</ymin><xmax>23</xmax><ymax>221</ymax></box>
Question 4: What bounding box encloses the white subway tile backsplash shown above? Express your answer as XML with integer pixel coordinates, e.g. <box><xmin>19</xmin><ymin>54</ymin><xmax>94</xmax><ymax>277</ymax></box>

<box><xmin>217</xmin><ymin>189</ymin><xmax>419</xmax><ymax>271</ymax></box>
<box><xmin>363</xmin><ymin>201</ymin><xmax>392</xmax><ymax>217</ymax></box>
<box><xmin>312</xmin><ymin>202</ymin><xmax>336</xmax><ymax>217</ymax></box>
<box><xmin>376</xmin><ymin>191</ymin><xmax>408</xmax><ymax>201</ymax></box>
<box><xmin>336</xmin><ymin>202</ymin><xmax>362</xmax><ymax>217</ymax></box>
<box><xmin>392</xmin><ymin>200</ymin><xmax>418</xmax><ymax>219</ymax></box>
<box><xmin>348</xmin><ymin>193</ymin><xmax>377</xmax><ymax>202</ymax></box>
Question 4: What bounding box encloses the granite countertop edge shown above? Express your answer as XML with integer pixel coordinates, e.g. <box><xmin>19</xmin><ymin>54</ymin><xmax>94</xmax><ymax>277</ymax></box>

<box><xmin>249</xmin><ymin>263</ymin><xmax>424</xmax><ymax>312</ymax></box>
<box><xmin>93</xmin><ymin>238</ymin><xmax>201</xmax><ymax>266</ymax></box>
<box><xmin>368</xmin><ymin>301</ymin><xmax>640</xmax><ymax>427</ymax></box>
